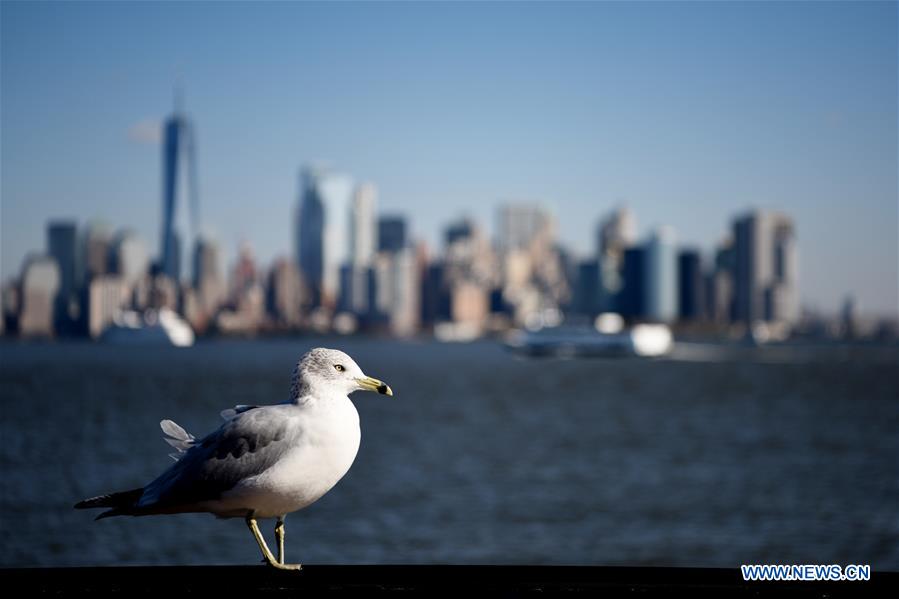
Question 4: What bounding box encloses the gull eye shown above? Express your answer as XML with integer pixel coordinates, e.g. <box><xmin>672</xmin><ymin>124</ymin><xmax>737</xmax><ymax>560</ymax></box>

<box><xmin>334</xmin><ymin>364</ymin><xmax>345</xmax><ymax>372</ymax></box>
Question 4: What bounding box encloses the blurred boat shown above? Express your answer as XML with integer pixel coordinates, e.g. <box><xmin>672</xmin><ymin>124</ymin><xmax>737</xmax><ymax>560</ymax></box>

<box><xmin>100</xmin><ymin>308</ymin><xmax>195</xmax><ymax>347</ymax></box>
<box><xmin>505</xmin><ymin>323</ymin><xmax>673</xmax><ymax>358</ymax></box>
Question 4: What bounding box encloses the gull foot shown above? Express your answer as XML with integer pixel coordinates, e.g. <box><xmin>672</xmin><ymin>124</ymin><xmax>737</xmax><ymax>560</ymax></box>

<box><xmin>267</xmin><ymin>560</ymin><xmax>302</xmax><ymax>571</ymax></box>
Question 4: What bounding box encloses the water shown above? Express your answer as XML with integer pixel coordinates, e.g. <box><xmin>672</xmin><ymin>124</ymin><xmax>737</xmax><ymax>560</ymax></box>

<box><xmin>1</xmin><ymin>338</ymin><xmax>897</xmax><ymax>568</ymax></box>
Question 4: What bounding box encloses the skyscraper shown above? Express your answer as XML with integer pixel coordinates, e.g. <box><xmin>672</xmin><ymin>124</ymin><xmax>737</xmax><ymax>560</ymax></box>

<box><xmin>46</xmin><ymin>221</ymin><xmax>78</xmax><ymax>331</ymax></box>
<box><xmin>645</xmin><ymin>227</ymin><xmax>679</xmax><ymax>322</ymax></box>
<box><xmin>110</xmin><ymin>230</ymin><xmax>149</xmax><ymax>289</ymax></box>
<box><xmin>350</xmin><ymin>183</ymin><xmax>377</xmax><ymax>266</ymax></box>
<box><xmin>267</xmin><ymin>257</ymin><xmax>304</xmax><ymax>327</ymax></box>
<box><xmin>19</xmin><ymin>255</ymin><xmax>60</xmax><ymax>337</ymax></box>
<box><xmin>192</xmin><ymin>235</ymin><xmax>225</xmax><ymax>316</ymax></box>
<box><xmin>296</xmin><ymin>165</ymin><xmax>354</xmax><ymax>308</ymax></box>
<box><xmin>82</xmin><ymin>221</ymin><xmax>112</xmax><ymax>282</ymax></box>
<box><xmin>497</xmin><ymin>202</ymin><xmax>554</xmax><ymax>252</ymax></box>
<box><xmin>619</xmin><ymin>246</ymin><xmax>646</xmax><ymax>319</ymax></box>
<box><xmin>707</xmin><ymin>239</ymin><xmax>735</xmax><ymax>324</ymax></box>
<box><xmin>87</xmin><ymin>276</ymin><xmax>126</xmax><ymax>339</ymax></box>
<box><xmin>378</xmin><ymin>216</ymin><xmax>407</xmax><ymax>253</ymax></box>
<box><xmin>160</xmin><ymin>98</ymin><xmax>199</xmax><ymax>283</ymax></box>
<box><xmin>597</xmin><ymin>206</ymin><xmax>636</xmax><ymax>262</ymax></box>
<box><xmin>678</xmin><ymin>249</ymin><xmax>704</xmax><ymax>321</ymax></box>
<box><xmin>346</xmin><ymin>183</ymin><xmax>377</xmax><ymax>314</ymax></box>
<box><xmin>596</xmin><ymin>206</ymin><xmax>636</xmax><ymax>311</ymax></box>
<box><xmin>733</xmin><ymin>211</ymin><xmax>799</xmax><ymax>326</ymax></box>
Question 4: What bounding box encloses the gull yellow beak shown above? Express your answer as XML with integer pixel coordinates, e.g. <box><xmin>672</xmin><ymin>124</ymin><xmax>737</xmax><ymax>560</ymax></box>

<box><xmin>357</xmin><ymin>376</ymin><xmax>393</xmax><ymax>396</ymax></box>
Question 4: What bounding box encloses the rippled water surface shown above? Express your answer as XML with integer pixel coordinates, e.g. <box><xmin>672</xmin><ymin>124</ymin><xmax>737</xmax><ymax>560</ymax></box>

<box><xmin>1</xmin><ymin>338</ymin><xmax>897</xmax><ymax>567</ymax></box>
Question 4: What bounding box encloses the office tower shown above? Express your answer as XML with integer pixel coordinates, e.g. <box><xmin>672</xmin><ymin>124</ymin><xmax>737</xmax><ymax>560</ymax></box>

<box><xmin>346</xmin><ymin>183</ymin><xmax>377</xmax><ymax>314</ymax></box>
<box><xmin>46</xmin><ymin>221</ymin><xmax>78</xmax><ymax>331</ymax></box>
<box><xmin>88</xmin><ymin>276</ymin><xmax>126</xmax><ymax>338</ymax></box>
<box><xmin>160</xmin><ymin>98</ymin><xmax>199</xmax><ymax>283</ymax></box>
<box><xmin>574</xmin><ymin>260</ymin><xmax>602</xmax><ymax>316</ymax></box>
<box><xmin>19</xmin><ymin>255</ymin><xmax>60</xmax><ymax>337</ymax></box>
<box><xmin>110</xmin><ymin>230</ymin><xmax>149</xmax><ymax>290</ymax></box>
<box><xmin>597</xmin><ymin>206</ymin><xmax>636</xmax><ymax>261</ymax></box>
<box><xmin>707</xmin><ymin>240</ymin><xmax>735</xmax><ymax>324</ymax></box>
<box><xmin>645</xmin><ymin>227</ymin><xmax>679</xmax><ymax>322</ymax></box>
<box><xmin>596</xmin><ymin>207</ymin><xmax>636</xmax><ymax>311</ymax></box>
<box><xmin>619</xmin><ymin>246</ymin><xmax>646</xmax><ymax>319</ymax></box>
<box><xmin>420</xmin><ymin>263</ymin><xmax>449</xmax><ymax>325</ymax></box>
<box><xmin>350</xmin><ymin>183</ymin><xmax>377</xmax><ymax>266</ymax></box>
<box><xmin>231</xmin><ymin>242</ymin><xmax>258</xmax><ymax>299</ymax></box>
<box><xmin>449</xmin><ymin>281</ymin><xmax>489</xmax><ymax>328</ymax></box>
<box><xmin>443</xmin><ymin>218</ymin><xmax>497</xmax><ymax>286</ymax></box>
<box><xmin>267</xmin><ymin>258</ymin><xmax>304</xmax><ymax>327</ymax></box>
<box><xmin>497</xmin><ymin>202</ymin><xmax>554</xmax><ymax>252</ymax></box>
<box><xmin>297</xmin><ymin>165</ymin><xmax>354</xmax><ymax>308</ymax></box>
<box><xmin>82</xmin><ymin>221</ymin><xmax>112</xmax><ymax>282</ymax></box>
<box><xmin>378</xmin><ymin>216</ymin><xmax>407</xmax><ymax>253</ymax></box>
<box><xmin>496</xmin><ymin>202</ymin><xmax>567</xmax><ymax>316</ymax></box>
<box><xmin>390</xmin><ymin>247</ymin><xmax>420</xmax><ymax>336</ymax></box>
<box><xmin>445</xmin><ymin>218</ymin><xmax>475</xmax><ymax>246</ymax></box>
<box><xmin>733</xmin><ymin>211</ymin><xmax>799</xmax><ymax>325</ymax></box>
<box><xmin>678</xmin><ymin>249</ymin><xmax>704</xmax><ymax>321</ymax></box>
<box><xmin>841</xmin><ymin>295</ymin><xmax>859</xmax><ymax>338</ymax></box>
<box><xmin>193</xmin><ymin>235</ymin><xmax>226</xmax><ymax>316</ymax></box>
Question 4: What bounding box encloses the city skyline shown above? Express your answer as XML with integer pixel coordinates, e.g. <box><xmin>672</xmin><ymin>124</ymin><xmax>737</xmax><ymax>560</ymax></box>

<box><xmin>2</xmin><ymin>1</ymin><xmax>896</xmax><ymax>317</ymax></box>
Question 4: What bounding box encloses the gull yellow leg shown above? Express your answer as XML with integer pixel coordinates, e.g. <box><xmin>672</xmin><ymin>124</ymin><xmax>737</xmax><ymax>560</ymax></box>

<box><xmin>275</xmin><ymin>516</ymin><xmax>286</xmax><ymax>564</ymax></box>
<box><xmin>245</xmin><ymin>515</ymin><xmax>302</xmax><ymax>571</ymax></box>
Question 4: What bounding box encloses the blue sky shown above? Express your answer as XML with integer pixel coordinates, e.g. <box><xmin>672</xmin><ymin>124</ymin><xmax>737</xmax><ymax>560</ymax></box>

<box><xmin>2</xmin><ymin>1</ymin><xmax>896</xmax><ymax>316</ymax></box>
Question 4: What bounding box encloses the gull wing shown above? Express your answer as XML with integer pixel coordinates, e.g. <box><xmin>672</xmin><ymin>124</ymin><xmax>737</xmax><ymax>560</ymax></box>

<box><xmin>137</xmin><ymin>406</ymin><xmax>296</xmax><ymax>514</ymax></box>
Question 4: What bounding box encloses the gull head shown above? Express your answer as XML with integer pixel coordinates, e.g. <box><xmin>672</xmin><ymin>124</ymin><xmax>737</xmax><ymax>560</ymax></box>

<box><xmin>290</xmin><ymin>347</ymin><xmax>393</xmax><ymax>400</ymax></box>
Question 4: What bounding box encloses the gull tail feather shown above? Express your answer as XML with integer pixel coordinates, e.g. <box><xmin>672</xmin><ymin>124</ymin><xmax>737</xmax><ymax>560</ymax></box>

<box><xmin>74</xmin><ymin>488</ymin><xmax>145</xmax><ymax>520</ymax></box>
<box><xmin>160</xmin><ymin>419</ymin><xmax>195</xmax><ymax>456</ymax></box>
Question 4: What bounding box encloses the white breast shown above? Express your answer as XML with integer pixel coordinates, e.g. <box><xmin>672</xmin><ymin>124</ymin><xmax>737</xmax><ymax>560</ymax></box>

<box><xmin>218</xmin><ymin>396</ymin><xmax>361</xmax><ymax>519</ymax></box>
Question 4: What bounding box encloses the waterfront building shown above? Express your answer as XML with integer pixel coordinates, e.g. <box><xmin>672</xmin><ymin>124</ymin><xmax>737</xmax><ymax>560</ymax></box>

<box><xmin>19</xmin><ymin>255</ymin><xmax>60</xmax><ymax>337</ymax></box>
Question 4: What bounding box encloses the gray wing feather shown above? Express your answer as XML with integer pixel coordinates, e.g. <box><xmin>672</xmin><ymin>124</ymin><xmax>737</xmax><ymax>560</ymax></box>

<box><xmin>140</xmin><ymin>407</ymin><xmax>294</xmax><ymax>511</ymax></box>
<box><xmin>220</xmin><ymin>405</ymin><xmax>259</xmax><ymax>421</ymax></box>
<box><xmin>160</xmin><ymin>419</ymin><xmax>195</xmax><ymax>454</ymax></box>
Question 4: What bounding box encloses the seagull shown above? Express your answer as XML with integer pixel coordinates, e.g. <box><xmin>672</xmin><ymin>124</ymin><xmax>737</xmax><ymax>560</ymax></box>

<box><xmin>75</xmin><ymin>347</ymin><xmax>393</xmax><ymax>570</ymax></box>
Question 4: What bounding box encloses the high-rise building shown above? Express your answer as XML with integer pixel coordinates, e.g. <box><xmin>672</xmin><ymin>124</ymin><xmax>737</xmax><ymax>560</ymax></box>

<box><xmin>733</xmin><ymin>211</ymin><xmax>799</xmax><ymax>326</ymax></box>
<box><xmin>619</xmin><ymin>247</ymin><xmax>646</xmax><ymax>319</ymax></box>
<box><xmin>231</xmin><ymin>242</ymin><xmax>258</xmax><ymax>300</ymax></box>
<box><xmin>573</xmin><ymin>260</ymin><xmax>602</xmax><ymax>316</ymax></box>
<box><xmin>420</xmin><ymin>263</ymin><xmax>449</xmax><ymax>325</ymax></box>
<box><xmin>110</xmin><ymin>230</ymin><xmax>149</xmax><ymax>289</ymax></box>
<box><xmin>350</xmin><ymin>183</ymin><xmax>377</xmax><ymax>266</ymax></box>
<box><xmin>597</xmin><ymin>206</ymin><xmax>636</xmax><ymax>262</ymax></box>
<box><xmin>297</xmin><ymin>165</ymin><xmax>354</xmax><ymax>309</ymax></box>
<box><xmin>389</xmin><ymin>247</ymin><xmax>420</xmax><ymax>336</ymax></box>
<box><xmin>378</xmin><ymin>216</ymin><xmax>407</xmax><ymax>253</ymax></box>
<box><xmin>19</xmin><ymin>255</ymin><xmax>60</xmax><ymax>337</ymax></box>
<box><xmin>678</xmin><ymin>249</ymin><xmax>704</xmax><ymax>321</ymax></box>
<box><xmin>88</xmin><ymin>276</ymin><xmax>126</xmax><ymax>339</ymax></box>
<box><xmin>47</xmin><ymin>221</ymin><xmax>78</xmax><ymax>331</ymax></box>
<box><xmin>707</xmin><ymin>239</ymin><xmax>735</xmax><ymax>323</ymax></box>
<box><xmin>497</xmin><ymin>202</ymin><xmax>554</xmax><ymax>252</ymax></box>
<box><xmin>267</xmin><ymin>258</ymin><xmax>305</xmax><ymax>327</ymax></box>
<box><xmin>192</xmin><ymin>235</ymin><xmax>226</xmax><ymax>316</ymax></box>
<box><xmin>445</xmin><ymin>218</ymin><xmax>475</xmax><ymax>246</ymax></box>
<box><xmin>160</xmin><ymin>98</ymin><xmax>199</xmax><ymax>283</ymax></box>
<box><xmin>645</xmin><ymin>227</ymin><xmax>679</xmax><ymax>322</ymax></box>
<box><xmin>345</xmin><ymin>183</ymin><xmax>377</xmax><ymax>314</ymax></box>
<box><xmin>596</xmin><ymin>207</ymin><xmax>636</xmax><ymax>311</ymax></box>
<box><xmin>82</xmin><ymin>221</ymin><xmax>112</xmax><ymax>283</ymax></box>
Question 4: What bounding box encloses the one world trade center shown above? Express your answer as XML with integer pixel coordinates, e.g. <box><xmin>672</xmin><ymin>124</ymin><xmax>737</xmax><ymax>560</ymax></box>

<box><xmin>160</xmin><ymin>95</ymin><xmax>199</xmax><ymax>282</ymax></box>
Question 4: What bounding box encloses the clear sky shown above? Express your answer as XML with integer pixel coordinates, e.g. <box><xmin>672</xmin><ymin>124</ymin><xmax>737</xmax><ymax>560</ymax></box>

<box><xmin>2</xmin><ymin>1</ymin><xmax>896</xmax><ymax>316</ymax></box>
